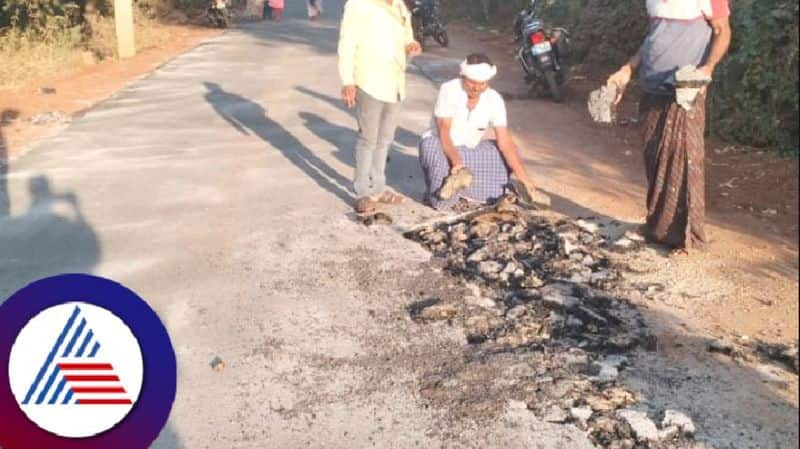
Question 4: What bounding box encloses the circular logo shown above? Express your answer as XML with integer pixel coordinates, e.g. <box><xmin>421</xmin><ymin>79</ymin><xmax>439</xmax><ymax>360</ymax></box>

<box><xmin>0</xmin><ymin>274</ymin><xmax>176</xmax><ymax>449</ymax></box>
<box><xmin>9</xmin><ymin>302</ymin><xmax>144</xmax><ymax>438</ymax></box>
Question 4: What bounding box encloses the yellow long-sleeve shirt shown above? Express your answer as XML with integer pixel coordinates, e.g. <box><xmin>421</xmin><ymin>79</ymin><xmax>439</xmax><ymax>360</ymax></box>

<box><xmin>338</xmin><ymin>0</ymin><xmax>415</xmax><ymax>103</ymax></box>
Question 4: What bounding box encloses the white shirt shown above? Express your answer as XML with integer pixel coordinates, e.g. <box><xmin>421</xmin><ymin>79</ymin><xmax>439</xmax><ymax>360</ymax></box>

<box><xmin>425</xmin><ymin>79</ymin><xmax>508</xmax><ymax>149</ymax></box>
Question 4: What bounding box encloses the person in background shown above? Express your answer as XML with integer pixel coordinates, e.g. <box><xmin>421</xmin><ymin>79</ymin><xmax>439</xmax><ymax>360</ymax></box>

<box><xmin>418</xmin><ymin>53</ymin><xmax>539</xmax><ymax>210</ymax></box>
<box><xmin>338</xmin><ymin>0</ymin><xmax>422</xmax><ymax>213</ymax></box>
<box><xmin>268</xmin><ymin>0</ymin><xmax>284</xmax><ymax>21</ymax></box>
<box><xmin>245</xmin><ymin>0</ymin><xmax>265</xmax><ymax>20</ymax></box>
<box><xmin>607</xmin><ymin>0</ymin><xmax>732</xmax><ymax>254</ymax></box>
<box><xmin>308</xmin><ymin>0</ymin><xmax>323</xmax><ymax>20</ymax></box>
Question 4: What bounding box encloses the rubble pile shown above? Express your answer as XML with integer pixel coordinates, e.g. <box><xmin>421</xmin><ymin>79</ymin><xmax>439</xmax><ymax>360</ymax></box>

<box><xmin>404</xmin><ymin>196</ymin><xmax>708</xmax><ymax>449</ymax></box>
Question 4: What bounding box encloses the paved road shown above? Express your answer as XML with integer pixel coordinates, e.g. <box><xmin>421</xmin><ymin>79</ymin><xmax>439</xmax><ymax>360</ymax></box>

<box><xmin>0</xmin><ymin>2</ymin><xmax>598</xmax><ymax>448</ymax></box>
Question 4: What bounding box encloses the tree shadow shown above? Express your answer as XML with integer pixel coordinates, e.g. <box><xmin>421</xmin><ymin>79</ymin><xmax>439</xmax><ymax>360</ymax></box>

<box><xmin>0</xmin><ymin>175</ymin><xmax>101</xmax><ymax>300</ymax></box>
<box><xmin>0</xmin><ymin>109</ymin><xmax>17</xmax><ymax>218</ymax></box>
<box><xmin>202</xmin><ymin>81</ymin><xmax>354</xmax><ymax>205</ymax></box>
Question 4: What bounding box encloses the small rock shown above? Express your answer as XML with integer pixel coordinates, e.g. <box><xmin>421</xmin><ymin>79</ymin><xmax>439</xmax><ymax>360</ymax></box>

<box><xmin>566</xmin><ymin>315</ymin><xmax>584</xmax><ymax>328</ymax></box>
<box><xmin>559</xmin><ymin>232</ymin><xmax>580</xmax><ymax>255</ymax></box>
<box><xmin>467</xmin><ymin>296</ymin><xmax>497</xmax><ymax>310</ymax></box>
<box><xmin>506</xmin><ymin>305</ymin><xmax>527</xmax><ymax>320</ymax></box>
<box><xmin>541</xmin><ymin>283</ymin><xmax>580</xmax><ymax>310</ymax></box>
<box><xmin>605</xmin><ymin>387</ymin><xmax>636</xmax><ymax>408</ymax></box>
<box><xmin>755</xmin><ymin>364</ymin><xmax>784</xmax><ymax>383</ymax></box>
<box><xmin>38</xmin><ymin>87</ymin><xmax>56</xmax><ymax>95</ymax></box>
<box><xmin>419</xmin><ymin>303</ymin><xmax>459</xmax><ymax>321</ymax></box>
<box><xmin>662</xmin><ymin>409</ymin><xmax>696</xmax><ymax>436</ymax></box>
<box><xmin>658</xmin><ymin>425</ymin><xmax>681</xmax><ymax>440</ymax></box>
<box><xmin>603</xmin><ymin>355</ymin><xmax>629</xmax><ymax>369</ymax></box>
<box><xmin>613</xmin><ymin>237</ymin><xmax>634</xmax><ymax>249</ymax></box>
<box><xmin>507</xmin><ymin>399</ymin><xmax>529</xmax><ymax>411</ymax></box>
<box><xmin>618</xmin><ymin>409</ymin><xmax>660</xmax><ymax>441</ymax></box>
<box><xmin>522</xmin><ymin>274</ymin><xmax>545</xmax><ymax>288</ymax></box>
<box><xmin>502</xmin><ymin>261</ymin><xmax>518</xmax><ymax>274</ymax></box>
<box><xmin>576</xmin><ymin>219</ymin><xmax>600</xmax><ymax>234</ymax></box>
<box><xmin>210</xmin><ymin>356</ymin><xmax>225</xmax><ymax>372</ymax></box>
<box><xmin>594</xmin><ymin>364</ymin><xmax>619</xmax><ymax>383</ymax></box>
<box><xmin>478</xmin><ymin>260</ymin><xmax>503</xmax><ymax>275</ymax></box>
<box><xmin>586</xmin><ymin>396</ymin><xmax>614</xmax><ymax>412</ymax></box>
<box><xmin>30</xmin><ymin>111</ymin><xmax>68</xmax><ymax>125</ymax></box>
<box><xmin>570</xmin><ymin>406</ymin><xmax>593</xmax><ymax>423</ymax></box>
<box><xmin>543</xmin><ymin>406</ymin><xmax>569</xmax><ymax>423</ymax></box>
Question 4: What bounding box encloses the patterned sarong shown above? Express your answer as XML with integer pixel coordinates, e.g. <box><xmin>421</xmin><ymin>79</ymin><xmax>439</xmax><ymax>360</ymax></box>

<box><xmin>640</xmin><ymin>92</ymin><xmax>708</xmax><ymax>250</ymax></box>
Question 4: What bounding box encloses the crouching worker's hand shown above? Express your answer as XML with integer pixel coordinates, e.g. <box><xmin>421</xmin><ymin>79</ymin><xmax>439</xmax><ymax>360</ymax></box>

<box><xmin>342</xmin><ymin>85</ymin><xmax>357</xmax><ymax>109</ymax></box>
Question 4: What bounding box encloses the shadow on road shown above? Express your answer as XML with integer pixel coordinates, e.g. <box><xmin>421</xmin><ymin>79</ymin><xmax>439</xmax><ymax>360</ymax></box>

<box><xmin>0</xmin><ymin>175</ymin><xmax>101</xmax><ymax>300</ymax></box>
<box><xmin>203</xmin><ymin>81</ymin><xmax>354</xmax><ymax>205</ymax></box>
<box><xmin>298</xmin><ymin>110</ymin><xmax>422</xmax><ymax>200</ymax></box>
<box><xmin>0</xmin><ymin>109</ymin><xmax>17</xmax><ymax>218</ymax></box>
<box><xmin>294</xmin><ymin>85</ymin><xmax>424</xmax><ymax>148</ymax></box>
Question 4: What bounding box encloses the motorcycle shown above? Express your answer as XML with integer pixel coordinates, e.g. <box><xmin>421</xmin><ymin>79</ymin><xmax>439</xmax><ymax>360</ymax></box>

<box><xmin>207</xmin><ymin>0</ymin><xmax>231</xmax><ymax>29</ymax></box>
<box><xmin>407</xmin><ymin>0</ymin><xmax>449</xmax><ymax>48</ymax></box>
<box><xmin>513</xmin><ymin>0</ymin><xmax>571</xmax><ymax>102</ymax></box>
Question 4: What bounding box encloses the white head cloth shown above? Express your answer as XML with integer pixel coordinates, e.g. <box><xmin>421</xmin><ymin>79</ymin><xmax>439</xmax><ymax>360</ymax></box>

<box><xmin>459</xmin><ymin>60</ymin><xmax>497</xmax><ymax>82</ymax></box>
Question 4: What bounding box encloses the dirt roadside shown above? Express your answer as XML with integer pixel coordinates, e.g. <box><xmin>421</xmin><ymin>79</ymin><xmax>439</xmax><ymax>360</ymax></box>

<box><xmin>0</xmin><ymin>23</ymin><xmax>221</xmax><ymax>160</ymax></box>
<box><xmin>417</xmin><ymin>23</ymin><xmax>798</xmax><ymax>349</ymax></box>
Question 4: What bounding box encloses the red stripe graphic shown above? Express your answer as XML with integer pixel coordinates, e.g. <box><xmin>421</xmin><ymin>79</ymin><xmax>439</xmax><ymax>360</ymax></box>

<box><xmin>77</xmin><ymin>399</ymin><xmax>133</xmax><ymax>405</ymax></box>
<box><xmin>58</xmin><ymin>363</ymin><xmax>113</xmax><ymax>370</ymax></box>
<box><xmin>64</xmin><ymin>375</ymin><xmax>120</xmax><ymax>382</ymax></box>
<box><xmin>72</xmin><ymin>387</ymin><xmax>127</xmax><ymax>393</ymax></box>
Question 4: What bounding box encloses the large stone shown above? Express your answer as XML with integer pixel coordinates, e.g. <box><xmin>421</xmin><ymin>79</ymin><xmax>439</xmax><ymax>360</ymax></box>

<box><xmin>543</xmin><ymin>406</ymin><xmax>569</xmax><ymax>423</ymax></box>
<box><xmin>618</xmin><ymin>409</ymin><xmax>660</xmax><ymax>442</ymax></box>
<box><xmin>570</xmin><ymin>406</ymin><xmax>593</xmax><ymax>423</ymax></box>
<box><xmin>662</xmin><ymin>409</ymin><xmax>696</xmax><ymax>436</ymax></box>
<box><xmin>478</xmin><ymin>260</ymin><xmax>503</xmax><ymax>275</ymax></box>
<box><xmin>540</xmin><ymin>283</ymin><xmax>581</xmax><ymax>310</ymax></box>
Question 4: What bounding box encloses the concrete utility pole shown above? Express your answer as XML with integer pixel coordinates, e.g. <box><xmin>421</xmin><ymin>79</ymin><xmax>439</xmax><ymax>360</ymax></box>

<box><xmin>114</xmin><ymin>0</ymin><xmax>136</xmax><ymax>59</ymax></box>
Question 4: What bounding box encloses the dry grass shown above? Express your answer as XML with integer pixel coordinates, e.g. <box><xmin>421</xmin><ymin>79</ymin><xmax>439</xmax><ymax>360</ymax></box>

<box><xmin>0</xmin><ymin>28</ymin><xmax>84</xmax><ymax>89</ymax></box>
<box><xmin>0</xmin><ymin>13</ymin><xmax>183</xmax><ymax>90</ymax></box>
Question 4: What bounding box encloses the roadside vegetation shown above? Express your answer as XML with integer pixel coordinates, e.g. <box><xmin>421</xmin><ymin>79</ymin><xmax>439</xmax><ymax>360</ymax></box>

<box><xmin>0</xmin><ymin>0</ymin><xmax>214</xmax><ymax>89</ymax></box>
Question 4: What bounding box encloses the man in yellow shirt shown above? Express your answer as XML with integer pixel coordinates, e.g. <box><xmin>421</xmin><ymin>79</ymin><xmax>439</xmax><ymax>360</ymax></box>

<box><xmin>338</xmin><ymin>0</ymin><xmax>422</xmax><ymax>213</ymax></box>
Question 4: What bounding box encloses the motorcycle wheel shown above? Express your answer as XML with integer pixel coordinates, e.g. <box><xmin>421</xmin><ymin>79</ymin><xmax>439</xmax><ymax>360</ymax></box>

<box><xmin>434</xmin><ymin>29</ymin><xmax>449</xmax><ymax>47</ymax></box>
<box><xmin>544</xmin><ymin>70</ymin><xmax>562</xmax><ymax>103</ymax></box>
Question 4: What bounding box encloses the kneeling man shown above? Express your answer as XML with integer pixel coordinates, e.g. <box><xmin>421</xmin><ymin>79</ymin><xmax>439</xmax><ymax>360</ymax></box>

<box><xmin>419</xmin><ymin>53</ymin><xmax>538</xmax><ymax>209</ymax></box>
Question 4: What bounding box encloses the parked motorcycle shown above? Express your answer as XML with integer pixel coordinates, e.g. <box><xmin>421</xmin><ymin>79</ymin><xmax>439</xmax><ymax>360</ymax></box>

<box><xmin>513</xmin><ymin>0</ymin><xmax>571</xmax><ymax>102</ymax></box>
<box><xmin>207</xmin><ymin>0</ymin><xmax>231</xmax><ymax>29</ymax></box>
<box><xmin>407</xmin><ymin>0</ymin><xmax>449</xmax><ymax>48</ymax></box>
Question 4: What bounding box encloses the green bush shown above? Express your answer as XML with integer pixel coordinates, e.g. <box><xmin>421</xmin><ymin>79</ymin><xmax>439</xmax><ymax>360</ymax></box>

<box><xmin>711</xmin><ymin>0</ymin><xmax>798</xmax><ymax>152</ymax></box>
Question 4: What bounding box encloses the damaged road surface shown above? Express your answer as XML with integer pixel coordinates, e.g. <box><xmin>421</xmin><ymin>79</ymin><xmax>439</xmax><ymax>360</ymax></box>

<box><xmin>404</xmin><ymin>196</ymin><xmax>716</xmax><ymax>449</ymax></box>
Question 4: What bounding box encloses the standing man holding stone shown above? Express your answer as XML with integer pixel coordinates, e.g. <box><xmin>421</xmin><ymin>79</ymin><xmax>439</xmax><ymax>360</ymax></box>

<box><xmin>607</xmin><ymin>0</ymin><xmax>731</xmax><ymax>254</ymax></box>
<box><xmin>338</xmin><ymin>0</ymin><xmax>422</xmax><ymax>213</ymax></box>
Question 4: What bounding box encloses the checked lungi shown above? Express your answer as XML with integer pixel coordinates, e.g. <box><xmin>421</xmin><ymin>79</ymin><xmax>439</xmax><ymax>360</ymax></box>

<box><xmin>419</xmin><ymin>135</ymin><xmax>510</xmax><ymax>210</ymax></box>
<box><xmin>640</xmin><ymin>92</ymin><xmax>708</xmax><ymax>250</ymax></box>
